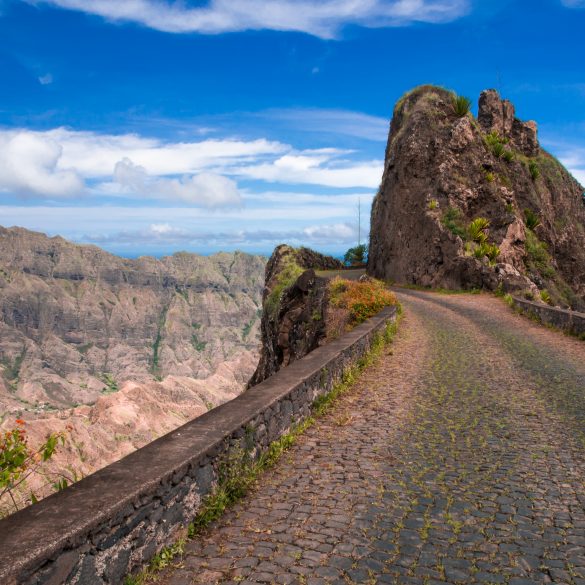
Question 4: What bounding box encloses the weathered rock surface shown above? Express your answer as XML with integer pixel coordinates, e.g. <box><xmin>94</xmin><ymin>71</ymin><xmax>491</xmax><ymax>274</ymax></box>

<box><xmin>0</xmin><ymin>226</ymin><xmax>265</xmax><ymax>495</ymax></box>
<box><xmin>368</xmin><ymin>86</ymin><xmax>585</xmax><ymax>308</ymax></box>
<box><xmin>248</xmin><ymin>245</ymin><xmax>343</xmax><ymax>387</ymax></box>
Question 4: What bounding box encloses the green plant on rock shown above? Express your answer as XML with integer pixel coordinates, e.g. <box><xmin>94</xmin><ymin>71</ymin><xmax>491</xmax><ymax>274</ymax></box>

<box><xmin>502</xmin><ymin>149</ymin><xmax>515</xmax><ymax>163</ymax></box>
<box><xmin>528</xmin><ymin>160</ymin><xmax>540</xmax><ymax>181</ymax></box>
<box><xmin>451</xmin><ymin>93</ymin><xmax>472</xmax><ymax>117</ymax></box>
<box><xmin>428</xmin><ymin>199</ymin><xmax>439</xmax><ymax>210</ymax></box>
<box><xmin>485</xmin><ymin>131</ymin><xmax>508</xmax><ymax>158</ymax></box>
<box><xmin>484</xmin><ymin>171</ymin><xmax>495</xmax><ymax>183</ymax></box>
<box><xmin>265</xmin><ymin>255</ymin><xmax>305</xmax><ymax>315</ymax></box>
<box><xmin>524</xmin><ymin>208</ymin><xmax>541</xmax><ymax>230</ymax></box>
<box><xmin>525</xmin><ymin>230</ymin><xmax>555</xmax><ymax>278</ymax></box>
<box><xmin>468</xmin><ymin>217</ymin><xmax>490</xmax><ymax>244</ymax></box>
<box><xmin>441</xmin><ymin>206</ymin><xmax>466</xmax><ymax>238</ymax></box>
<box><xmin>473</xmin><ymin>242</ymin><xmax>490</xmax><ymax>260</ymax></box>
<box><xmin>540</xmin><ymin>289</ymin><xmax>552</xmax><ymax>305</ymax></box>
<box><xmin>485</xmin><ymin>243</ymin><xmax>501</xmax><ymax>265</ymax></box>
<box><xmin>101</xmin><ymin>373</ymin><xmax>118</xmax><ymax>395</ymax></box>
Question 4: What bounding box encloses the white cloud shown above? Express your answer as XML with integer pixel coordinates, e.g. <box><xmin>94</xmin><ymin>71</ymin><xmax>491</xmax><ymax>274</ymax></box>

<box><xmin>38</xmin><ymin>73</ymin><xmax>53</xmax><ymax>85</ymax></box>
<box><xmin>0</xmin><ymin>126</ymin><xmax>382</xmax><ymax>199</ymax></box>
<box><xmin>561</xmin><ymin>0</ymin><xmax>585</xmax><ymax>7</ymax></box>
<box><xmin>113</xmin><ymin>157</ymin><xmax>242</xmax><ymax>207</ymax></box>
<box><xmin>233</xmin><ymin>153</ymin><xmax>383</xmax><ymax>188</ymax></box>
<box><xmin>303</xmin><ymin>222</ymin><xmax>357</xmax><ymax>243</ymax></box>
<box><xmin>0</xmin><ymin>130</ymin><xmax>84</xmax><ymax>197</ymax></box>
<box><xmin>28</xmin><ymin>0</ymin><xmax>470</xmax><ymax>38</ymax></box>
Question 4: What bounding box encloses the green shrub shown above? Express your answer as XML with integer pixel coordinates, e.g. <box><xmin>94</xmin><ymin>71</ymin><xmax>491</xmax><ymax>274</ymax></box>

<box><xmin>473</xmin><ymin>243</ymin><xmax>490</xmax><ymax>260</ymax></box>
<box><xmin>528</xmin><ymin>160</ymin><xmax>540</xmax><ymax>181</ymax></box>
<box><xmin>265</xmin><ymin>258</ymin><xmax>305</xmax><ymax>315</ymax></box>
<box><xmin>485</xmin><ymin>171</ymin><xmax>495</xmax><ymax>183</ymax></box>
<box><xmin>485</xmin><ymin>131</ymin><xmax>507</xmax><ymax>158</ymax></box>
<box><xmin>524</xmin><ymin>208</ymin><xmax>541</xmax><ymax>230</ymax></box>
<box><xmin>502</xmin><ymin>149</ymin><xmax>515</xmax><ymax>163</ymax></box>
<box><xmin>343</xmin><ymin>244</ymin><xmax>367</xmax><ymax>266</ymax></box>
<box><xmin>451</xmin><ymin>93</ymin><xmax>472</xmax><ymax>117</ymax></box>
<box><xmin>442</xmin><ymin>206</ymin><xmax>466</xmax><ymax>238</ymax></box>
<box><xmin>525</xmin><ymin>229</ymin><xmax>555</xmax><ymax>278</ymax></box>
<box><xmin>485</xmin><ymin>243</ymin><xmax>501</xmax><ymax>265</ymax></box>
<box><xmin>540</xmin><ymin>289</ymin><xmax>552</xmax><ymax>305</ymax></box>
<box><xmin>468</xmin><ymin>217</ymin><xmax>490</xmax><ymax>243</ymax></box>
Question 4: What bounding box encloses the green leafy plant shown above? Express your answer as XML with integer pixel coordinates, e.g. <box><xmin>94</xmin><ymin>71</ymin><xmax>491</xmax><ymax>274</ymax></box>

<box><xmin>524</xmin><ymin>208</ymin><xmax>541</xmax><ymax>230</ymax></box>
<box><xmin>1</xmin><ymin>419</ymin><xmax>71</xmax><ymax>514</ymax></box>
<box><xmin>441</xmin><ymin>206</ymin><xmax>466</xmax><ymax>238</ymax></box>
<box><xmin>428</xmin><ymin>199</ymin><xmax>439</xmax><ymax>210</ymax></box>
<box><xmin>343</xmin><ymin>244</ymin><xmax>367</xmax><ymax>266</ymax></box>
<box><xmin>502</xmin><ymin>149</ymin><xmax>515</xmax><ymax>163</ymax></box>
<box><xmin>485</xmin><ymin>243</ymin><xmax>501</xmax><ymax>265</ymax></box>
<box><xmin>484</xmin><ymin>171</ymin><xmax>495</xmax><ymax>183</ymax></box>
<box><xmin>485</xmin><ymin>131</ymin><xmax>507</xmax><ymax>158</ymax></box>
<box><xmin>525</xmin><ymin>230</ymin><xmax>555</xmax><ymax>278</ymax></box>
<box><xmin>101</xmin><ymin>373</ymin><xmax>119</xmax><ymax>395</ymax></box>
<box><xmin>265</xmin><ymin>254</ymin><xmax>305</xmax><ymax>315</ymax></box>
<box><xmin>451</xmin><ymin>93</ymin><xmax>472</xmax><ymax>117</ymax></box>
<box><xmin>540</xmin><ymin>289</ymin><xmax>552</xmax><ymax>305</ymax></box>
<box><xmin>528</xmin><ymin>160</ymin><xmax>540</xmax><ymax>181</ymax></box>
<box><xmin>467</xmin><ymin>217</ymin><xmax>490</xmax><ymax>244</ymax></box>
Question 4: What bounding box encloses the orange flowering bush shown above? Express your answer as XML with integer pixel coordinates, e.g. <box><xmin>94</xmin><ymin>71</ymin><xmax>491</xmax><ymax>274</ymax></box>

<box><xmin>328</xmin><ymin>277</ymin><xmax>398</xmax><ymax>324</ymax></box>
<box><xmin>0</xmin><ymin>419</ymin><xmax>69</xmax><ymax>514</ymax></box>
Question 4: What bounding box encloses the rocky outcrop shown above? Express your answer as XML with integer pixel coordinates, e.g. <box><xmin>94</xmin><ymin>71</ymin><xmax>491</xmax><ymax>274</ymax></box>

<box><xmin>368</xmin><ymin>86</ymin><xmax>585</xmax><ymax>309</ymax></box>
<box><xmin>248</xmin><ymin>245</ymin><xmax>343</xmax><ymax>387</ymax></box>
<box><xmin>0</xmin><ymin>226</ymin><xmax>265</xmax><ymax>498</ymax></box>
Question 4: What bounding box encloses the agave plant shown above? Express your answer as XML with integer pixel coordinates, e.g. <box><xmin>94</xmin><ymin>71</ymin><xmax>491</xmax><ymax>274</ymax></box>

<box><xmin>524</xmin><ymin>208</ymin><xmax>541</xmax><ymax>230</ymax></box>
<box><xmin>451</xmin><ymin>93</ymin><xmax>472</xmax><ymax>117</ymax></box>
<box><xmin>468</xmin><ymin>217</ymin><xmax>490</xmax><ymax>243</ymax></box>
<box><xmin>485</xmin><ymin>243</ymin><xmax>501</xmax><ymax>265</ymax></box>
<box><xmin>528</xmin><ymin>160</ymin><xmax>540</xmax><ymax>181</ymax></box>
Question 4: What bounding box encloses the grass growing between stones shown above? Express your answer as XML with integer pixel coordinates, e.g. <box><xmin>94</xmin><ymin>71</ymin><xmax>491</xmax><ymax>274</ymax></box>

<box><xmin>124</xmin><ymin>312</ymin><xmax>401</xmax><ymax>585</ymax></box>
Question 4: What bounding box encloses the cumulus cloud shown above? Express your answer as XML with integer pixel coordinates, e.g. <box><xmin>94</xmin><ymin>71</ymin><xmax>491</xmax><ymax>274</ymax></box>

<box><xmin>233</xmin><ymin>152</ymin><xmax>382</xmax><ymax>189</ymax></box>
<box><xmin>0</xmin><ymin>130</ymin><xmax>84</xmax><ymax>197</ymax></box>
<box><xmin>0</xmin><ymin>126</ymin><xmax>382</xmax><ymax>199</ymax></box>
<box><xmin>28</xmin><ymin>0</ymin><xmax>470</xmax><ymax>38</ymax></box>
<box><xmin>113</xmin><ymin>157</ymin><xmax>242</xmax><ymax>207</ymax></box>
<box><xmin>303</xmin><ymin>222</ymin><xmax>358</xmax><ymax>243</ymax></box>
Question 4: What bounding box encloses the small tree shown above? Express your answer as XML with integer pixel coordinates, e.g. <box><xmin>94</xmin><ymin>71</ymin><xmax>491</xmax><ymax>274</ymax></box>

<box><xmin>1</xmin><ymin>419</ymin><xmax>70</xmax><ymax>515</ymax></box>
<box><xmin>344</xmin><ymin>244</ymin><xmax>367</xmax><ymax>266</ymax></box>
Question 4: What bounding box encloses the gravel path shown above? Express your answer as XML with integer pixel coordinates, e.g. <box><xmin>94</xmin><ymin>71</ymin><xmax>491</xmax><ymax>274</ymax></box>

<box><xmin>161</xmin><ymin>291</ymin><xmax>585</xmax><ymax>585</ymax></box>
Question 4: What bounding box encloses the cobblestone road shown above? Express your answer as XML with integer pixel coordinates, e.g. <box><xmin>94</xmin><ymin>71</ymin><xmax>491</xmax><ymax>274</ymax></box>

<box><xmin>161</xmin><ymin>291</ymin><xmax>585</xmax><ymax>585</ymax></box>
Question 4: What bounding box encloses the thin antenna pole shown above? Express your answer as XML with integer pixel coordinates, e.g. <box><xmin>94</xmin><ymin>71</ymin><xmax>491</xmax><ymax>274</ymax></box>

<box><xmin>358</xmin><ymin>197</ymin><xmax>361</xmax><ymax>247</ymax></box>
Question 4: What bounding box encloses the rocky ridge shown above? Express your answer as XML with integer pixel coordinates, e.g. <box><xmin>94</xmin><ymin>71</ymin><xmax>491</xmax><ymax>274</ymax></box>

<box><xmin>368</xmin><ymin>86</ymin><xmax>585</xmax><ymax>308</ymax></box>
<box><xmin>0</xmin><ymin>226</ymin><xmax>265</xmax><ymax>498</ymax></box>
<box><xmin>248</xmin><ymin>245</ymin><xmax>343</xmax><ymax>387</ymax></box>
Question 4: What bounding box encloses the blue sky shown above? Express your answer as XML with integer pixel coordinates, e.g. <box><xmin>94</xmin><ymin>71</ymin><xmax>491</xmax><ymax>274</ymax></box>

<box><xmin>0</xmin><ymin>0</ymin><xmax>583</xmax><ymax>257</ymax></box>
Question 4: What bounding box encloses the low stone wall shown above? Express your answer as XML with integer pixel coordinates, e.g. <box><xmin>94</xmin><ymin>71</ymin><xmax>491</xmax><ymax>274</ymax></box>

<box><xmin>512</xmin><ymin>297</ymin><xmax>585</xmax><ymax>337</ymax></box>
<box><xmin>0</xmin><ymin>306</ymin><xmax>397</xmax><ymax>585</ymax></box>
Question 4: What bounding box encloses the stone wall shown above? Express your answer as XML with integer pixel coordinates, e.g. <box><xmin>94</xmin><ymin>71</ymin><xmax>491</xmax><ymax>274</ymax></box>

<box><xmin>512</xmin><ymin>297</ymin><xmax>585</xmax><ymax>337</ymax></box>
<box><xmin>0</xmin><ymin>307</ymin><xmax>397</xmax><ymax>585</ymax></box>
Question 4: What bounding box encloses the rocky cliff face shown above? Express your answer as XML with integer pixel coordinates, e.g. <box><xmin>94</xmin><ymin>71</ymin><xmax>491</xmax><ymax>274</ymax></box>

<box><xmin>248</xmin><ymin>245</ymin><xmax>343</xmax><ymax>387</ymax></box>
<box><xmin>0</xmin><ymin>226</ymin><xmax>265</xmax><ymax>495</ymax></box>
<box><xmin>368</xmin><ymin>86</ymin><xmax>585</xmax><ymax>309</ymax></box>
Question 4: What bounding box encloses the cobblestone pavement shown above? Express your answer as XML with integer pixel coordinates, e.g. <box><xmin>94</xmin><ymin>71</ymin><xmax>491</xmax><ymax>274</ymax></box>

<box><xmin>161</xmin><ymin>291</ymin><xmax>585</xmax><ymax>585</ymax></box>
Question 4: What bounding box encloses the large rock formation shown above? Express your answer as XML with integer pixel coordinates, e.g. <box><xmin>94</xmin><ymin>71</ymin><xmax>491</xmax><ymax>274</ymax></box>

<box><xmin>368</xmin><ymin>86</ymin><xmax>585</xmax><ymax>308</ymax></box>
<box><xmin>248</xmin><ymin>245</ymin><xmax>343</xmax><ymax>387</ymax></box>
<box><xmin>0</xmin><ymin>226</ymin><xmax>265</xmax><ymax>499</ymax></box>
